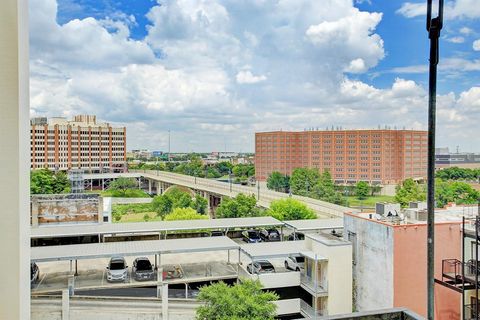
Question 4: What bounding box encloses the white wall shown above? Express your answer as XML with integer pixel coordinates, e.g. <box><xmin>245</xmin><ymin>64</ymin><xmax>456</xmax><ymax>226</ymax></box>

<box><xmin>0</xmin><ymin>0</ymin><xmax>30</xmax><ymax>319</ymax></box>
<box><xmin>343</xmin><ymin>215</ymin><xmax>394</xmax><ymax>312</ymax></box>
<box><xmin>274</xmin><ymin>298</ymin><xmax>301</xmax><ymax>315</ymax></box>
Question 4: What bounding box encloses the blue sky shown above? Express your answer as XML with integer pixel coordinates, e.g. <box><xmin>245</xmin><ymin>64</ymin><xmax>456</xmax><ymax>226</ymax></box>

<box><xmin>29</xmin><ymin>0</ymin><xmax>480</xmax><ymax>152</ymax></box>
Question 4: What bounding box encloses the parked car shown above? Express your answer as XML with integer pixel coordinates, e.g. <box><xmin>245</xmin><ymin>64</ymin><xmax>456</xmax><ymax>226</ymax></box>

<box><xmin>242</xmin><ymin>230</ymin><xmax>262</xmax><ymax>243</ymax></box>
<box><xmin>246</xmin><ymin>260</ymin><xmax>276</xmax><ymax>274</ymax></box>
<box><xmin>284</xmin><ymin>255</ymin><xmax>305</xmax><ymax>271</ymax></box>
<box><xmin>31</xmin><ymin>262</ymin><xmax>39</xmax><ymax>284</ymax></box>
<box><xmin>106</xmin><ymin>257</ymin><xmax>128</xmax><ymax>282</ymax></box>
<box><xmin>287</xmin><ymin>232</ymin><xmax>305</xmax><ymax>241</ymax></box>
<box><xmin>211</xmin><ymin>230</ymin><xmax>225</xmax><ymax>237</ymax></box>
<box><xmin>260</xmin><ymin>228</ymin><xmax>281</xmax><ymax>242</ymax></box>
<box><xmin>132</xmin><ymin>257</ymin><xmax>155</xmax><ymax>281</ymax></box>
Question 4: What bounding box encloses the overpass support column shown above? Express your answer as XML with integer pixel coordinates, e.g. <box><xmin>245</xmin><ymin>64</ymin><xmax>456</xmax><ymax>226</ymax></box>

<box><xmin>157</xmin><ymin>182</ymin><xmax>161</xmax><ymax>195</ymax></box>
<box><xmin>148</xmin><ymin>179</ymin><xmax>152</xmax><ymax>194</ymax></box>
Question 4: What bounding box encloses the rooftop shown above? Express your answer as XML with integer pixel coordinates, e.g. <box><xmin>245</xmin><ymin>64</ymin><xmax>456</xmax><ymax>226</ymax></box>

<box><xmin>30</xmin><ymin>216</ymin><xmax>284</xmax><ymax>239</ymax></box>
<box><xmin>240</xmin><ymin>240</ymin><xmax>307</xmax><ymax>260</ymax></box>
<box><xmin>31</xmin><ymin>236</ymin><xmax>239</xmax><ymax>262</ymax></box>
<box><xmin>283</xmin><ymin>218</ymin><xmax>343</xmax><ymax>231</ymax></box>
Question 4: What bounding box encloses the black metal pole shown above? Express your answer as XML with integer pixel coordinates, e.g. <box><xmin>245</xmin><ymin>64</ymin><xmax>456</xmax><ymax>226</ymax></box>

<box><xmin>462</xmin><ymin>216</ymin><xmax>465</xmax><ymax>320</ymax></box>
<box><xmin>426</xmin><ymin>1</ymin><xmax>443</xmax><ymax>319</ymax></box>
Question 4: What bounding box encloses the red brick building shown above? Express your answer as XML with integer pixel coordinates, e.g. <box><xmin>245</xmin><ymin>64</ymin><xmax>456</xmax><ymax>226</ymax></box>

<box><xmin>30</xmin><ymin>115</ymin><xmax>126</xmax><ymax>173</ymax></box>
<box><xmin>255</xmin><ymin>129</ymin><xmax>427</xmax><ymax>184</ymax></box>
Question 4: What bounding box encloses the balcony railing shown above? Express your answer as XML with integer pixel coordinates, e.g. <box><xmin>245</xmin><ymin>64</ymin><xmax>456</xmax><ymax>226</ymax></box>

<box><xmin>300</xmin><ymin>274</ymin><xmax>328</xmax><ymax>295</ymax></box>
<box><xmin>441</xmin><ymin>258</ymin><xmax>480</xmax><ymax>284</ymax></box>
<box><xmin>300</xmin><ymin>299</ymin><xmax>324</xmax><ymax>319</ymax></box>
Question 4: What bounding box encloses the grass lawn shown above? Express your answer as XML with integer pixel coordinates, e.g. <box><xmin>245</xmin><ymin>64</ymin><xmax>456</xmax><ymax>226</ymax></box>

<box><xmin>346</xmin><ymin>195</ymin><xmax>396</xmax><ymax>208</ymax></box>
<box><xmin>116</xmin><ymin>211</ymin><xmax>161</xmax><ymax>223</ymax></box>
<box><xmin>86</xmin><ymin>189</ymin><xmax>151</xmax><ymax>198</ymax></box>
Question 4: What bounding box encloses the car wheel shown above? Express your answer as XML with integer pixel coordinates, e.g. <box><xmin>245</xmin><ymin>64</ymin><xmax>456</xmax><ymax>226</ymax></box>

<box><xmin>284</xmin><ymin>261</ymin><xmax>289</xmax><ymax>270</ymax></box>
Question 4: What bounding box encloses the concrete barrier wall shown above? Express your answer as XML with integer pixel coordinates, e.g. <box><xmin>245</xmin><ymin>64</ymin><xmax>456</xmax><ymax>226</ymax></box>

<box><xmin>110</xmin><ymin>197</ymin><xmax>153</xmax><ymax>205</ymax></box>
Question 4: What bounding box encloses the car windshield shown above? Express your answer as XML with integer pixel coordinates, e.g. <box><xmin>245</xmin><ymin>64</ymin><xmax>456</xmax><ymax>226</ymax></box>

<box><xmin>259</xmin><ymin>262</ymin><xmax>274</xmax><ymax>270</ymax></box>
<box><xmin>248</xmin><ymin>231</ymin><xmax>259</xmax><ymax>238</ymax></box>
<box><xmin>296</xmin><ymin>257</ymin><xmax>305</xmax><ymax>263</ymax></box>
<box><xmin>136</xmin><ymin>260</ymin><xmax>152</xmax><ymax>270</ymax></box>
<box><xmin>110</xmin><ymin>261</ymin><xmax>125</xmax><ymax>270</ymax></box>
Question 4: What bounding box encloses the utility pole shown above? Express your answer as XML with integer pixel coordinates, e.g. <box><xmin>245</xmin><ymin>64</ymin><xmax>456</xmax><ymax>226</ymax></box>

<box><xmin>426</xmin><ymin>1</ymin><xmax>444</xmax><ymax>319</ymax></box>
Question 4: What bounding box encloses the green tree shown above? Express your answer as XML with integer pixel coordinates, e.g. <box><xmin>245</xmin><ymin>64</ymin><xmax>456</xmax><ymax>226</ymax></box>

<box><xmin>215</xmin><ymin>161</ymin><xmax>233</xmax><ymax>176</ymax></box>
<box><xmin>143</xmin><ymin>213</ymin><xmax>151</xmax><ymax>222</ymax></box>
<box><xmin>355</xmin><ymin>181</ymin><xmax>370</xmax><ymax>200</ymax></box>
<box><xmin>290</xmin><ymin>168</ymin><xmax>320</xmax><ymax>195</ymax></box>
<box><xmin>164</xmin><ymin>207</ymin><xmax>209</xmax><ymax>221</ymax></box>
<box><xmin>215</xmin><ymin>193</ymin><xmax>258</xmax><ymax>218</ymax></box>
<box><xmin>436</xmin><ymin>179</ymin><xmax>480</xmax><ymax>207</ymax></box>
<box><xmin>267</xmin><ymin>198</ymin><xmax>316</xmax><ymax>220</ymax></box>
<box><xmin>196</xmin><ymin>280</ymin><xmax>278</xmax><ymax>320</ymax></box>
<box><xmin>152</xmin><ymin>195</ymin><xmax>173</xmax><ymax>219</ymax></box>
<box><xmin>310</xmin><ymin>170</ymin><xmax>346</xmax><ymax>205</ymax></box>
<box><xmin>394</xmin><ymin>178</ymin><xmax>426</xmax><ymax>207</ymax></box>
<box><xmin>192</xmin><ymin>195</ymin><xmax>208</xmax><ymax>214</ymax></box>
<box><xmin>108</xmin><ymin>177</ymin><xmax>138</xmax><ymax>197</ymax></box>
<box><xmin>267</xmin><ymin>171</ymin><xmax>290</xmax><ymax>192</ymax></box>
<box><xmin>30</xmin><ymin>169</ymin><xmax>70</xmax><ymax>194</ymax></box>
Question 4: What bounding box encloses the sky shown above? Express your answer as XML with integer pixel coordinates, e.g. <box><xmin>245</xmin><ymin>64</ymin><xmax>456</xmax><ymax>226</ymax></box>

<box><xmin>29</xmin><ymin>0</ymin><xmax>480</xmax><ymax>153</ymax></box>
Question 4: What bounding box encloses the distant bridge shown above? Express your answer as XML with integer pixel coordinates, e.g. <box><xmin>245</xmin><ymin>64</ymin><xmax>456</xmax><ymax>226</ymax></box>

<box><xmin>82</xmin><ymin>170</ymin><xmax>354</xmax><ymax>218</ymax></box>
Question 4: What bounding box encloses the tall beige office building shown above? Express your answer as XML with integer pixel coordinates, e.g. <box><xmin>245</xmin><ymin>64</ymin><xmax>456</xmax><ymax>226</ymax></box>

<box><xmin>30</xmin><ymin>115</ymin><xmax>126</xmax><ymax>172</ymax></box>
<box><xmin>255</xmin><ymin>129</ymin><xmax>428</xmax><ymax>184</ymax></box>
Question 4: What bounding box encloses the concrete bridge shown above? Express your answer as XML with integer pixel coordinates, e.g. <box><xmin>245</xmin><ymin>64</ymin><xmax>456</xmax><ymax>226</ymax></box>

<box><xmin>82</xmin><ymin>170</ymin><xmax>353</xmax><ymax>218</ymax></box>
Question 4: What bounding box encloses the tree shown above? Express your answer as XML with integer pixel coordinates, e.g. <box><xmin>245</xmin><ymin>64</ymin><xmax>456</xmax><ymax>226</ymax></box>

<box><xmin>267</xmin><ymin>171</ymin><xmax>289</xmax><ymax>192</ymax></box>
<box><xmin>394</xmin><ymin>178</ymin><xmax>426</xmax><ymax>207</ymax></box>
<box><xmin>355</xmin><ymin>181</ymin><xmax>370</xmax><ymax>200</ymax></box>
<box><xmin>108</xmin><ymin>177</ymin><xmax>138</xmax><ymax>197</ymax></box>
<box><xmin>192</xmin><ymin>195</ymin><xmax>208</xmax><ymax>214</ymax></box>
<box><xmin>215</xmin><ymin>161</ymin><xmax>233</xmax><ymax>176</ymax></box>
<box><xmin>152</xmin><ymin>195</ymin><xmax>173</xmax><ymax>219</ymax></box>
<box><xmin>196</xmin><ymin>280</ymin><xmax>278</xmax><ymax>320</ymax></box>
<box><xmin>30</xmin><ymin>169</ymin><xmax>70</xmax><ymax>194</ymax></box>
<box><xmin>310</xmin><ymin>170</ymin><xmax>346</xmax><ymax>205</ymax></box>
<box><xmin>290</xmin><ymin>168</ymin><xmax>320</xmax><ymax>196</ymax></box>
<box><xmin>267</xmin><ymin>198</ymin><xmax>316</xmax><ymax>220</ymax></box>
<box><xmin>143</xmin><ymin>213</ymin><xmax>151</xmax><ymax>222</ymax></box>
<box><xmin>164</xmin><ymin>207</ymin><xmax>209</xmax><ymax>221</ymax></box>
<box><xmin>436</xmin><ymin>179</ymin><xmax>480</xmax><ymax>207</ymax></box>
<box><xmin>215</xmin><ymin>193</ymin><xmax>259</xmax><ymax>218</ymax></box>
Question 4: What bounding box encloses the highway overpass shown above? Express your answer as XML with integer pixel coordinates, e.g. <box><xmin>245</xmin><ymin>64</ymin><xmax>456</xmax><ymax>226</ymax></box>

<box><xmin>82</xmin><ymin>170</ymin><xmax>354</xmax><ymax>218</ymax></box>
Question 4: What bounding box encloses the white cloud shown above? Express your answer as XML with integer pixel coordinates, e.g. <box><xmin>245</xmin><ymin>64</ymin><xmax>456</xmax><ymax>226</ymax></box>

<box><xmin>473</xmin><ymin>39</ymin><xmax>480</xmax><ymax>51</ymax></box>
<box><xmin>397</xmin><ymin>0</ymin><xmax>480</xmax><ymax>19</ymax></box>
<box><xmin>445</xmin><ymin>36</ymin><xmax>465</xmax><ymax>43</ymax></box>
<box><xmin>29</xmin><ymin>0</ymin><xmax>480</xmax><ymax>151</ymax></box>
<box><xmin>460</xmin><ymin>27</ymin><xmax>473</xmax><ymax>35</ymax></box>
<box><xmin>236</xmin><ymin>70</ymin><xmax>267</xmax><ymax>84</ymax></box>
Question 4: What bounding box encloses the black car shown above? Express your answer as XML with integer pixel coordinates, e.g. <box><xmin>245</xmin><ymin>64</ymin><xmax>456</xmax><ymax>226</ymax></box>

<box><xmin>242</xmin><ymin>230</ymin><xmax>262</xmax><ymax>243</ymax></box>
<box><xmin>211</xmin><ymin>230</ymin><xmax>225</xmax><ymax>237</ymax></box>
<box><xmin>132</xmin><ymin>257</ymin><xmax>155</xmax><ymax>281</ymax></box>
<box><xmin>31</xmin><ymin>262</ymin><xmax>39</xmax><ymax>284</ymax></box>
<box><xmin>287</xmin><ymin>232</ymin><xmax>305</xmax><ymax>241</ymax></box>
<box><xmin>246</xmin><ymin>260</ymin><xmax>276</xmax><ymax>274</ymax></box>
<box><xmin>260</xmin><ymin>228</ymin><xmax>281</xmax><ymax>242</ymax></box>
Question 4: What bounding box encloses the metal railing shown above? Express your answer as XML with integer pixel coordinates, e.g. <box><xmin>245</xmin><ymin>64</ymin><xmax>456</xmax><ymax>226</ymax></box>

<box><xmin>464</xmin><ymin>304</ymin><xmax>478</xmax><ymax>320</ymax></box>
<box><xmin>300</xmin><ymin>299</ymin><xmax>324</xmax><ymax>319</ymax></box>
<box><xmin>300</xmin><ymin>274</ymin><xmax>328</xmax><ymax>295</ymax></box>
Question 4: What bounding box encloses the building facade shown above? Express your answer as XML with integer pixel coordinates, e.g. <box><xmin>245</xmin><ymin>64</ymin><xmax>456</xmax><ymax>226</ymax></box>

<box><xmin>255</xmin><ymin>129</ymin><xmax>428</xmax><ymax>184</ymax></box>
<box><xmin>435</xmin><ymin>147</ymin><xmax>480</xmax><ymax>169</ymax></box>
<box><xmin>30</xmin><ymin>115</ymin><xmax>126</xmax><ymax>172</ymax></box>
<box><xmin>343</xmin><ymin>211</ymin><xmax>461</xmax><ymax>319</ymax></box>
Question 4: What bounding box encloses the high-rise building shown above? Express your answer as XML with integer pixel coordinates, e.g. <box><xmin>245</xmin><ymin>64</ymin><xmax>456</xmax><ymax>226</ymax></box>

<box><xmin>255</xmin><ymin>129</ymin><xmax>428</xmax><ymax>184</ymax></box>
<box><xmin>30</xmin><ymin>115</ymin><xmax>126</xmax><ymax>172</ymax></box>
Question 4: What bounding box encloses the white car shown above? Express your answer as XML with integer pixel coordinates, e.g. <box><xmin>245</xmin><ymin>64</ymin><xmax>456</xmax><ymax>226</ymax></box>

<box><xmin>106</xmin><ymin>257</ymin><xmax>128</xmax><ymax>282</ymax></box>
<box><xmin>284</xmin><ymin>255</ymin><xmax>305</xmax><ymax>271</ymax></box>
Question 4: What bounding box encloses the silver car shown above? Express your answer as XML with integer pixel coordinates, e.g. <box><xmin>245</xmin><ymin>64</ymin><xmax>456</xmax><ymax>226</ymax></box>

<box><xmin>106</xmin><ymin>257</ymin><xmax>128</xmax><ymax>282</ymax></box>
